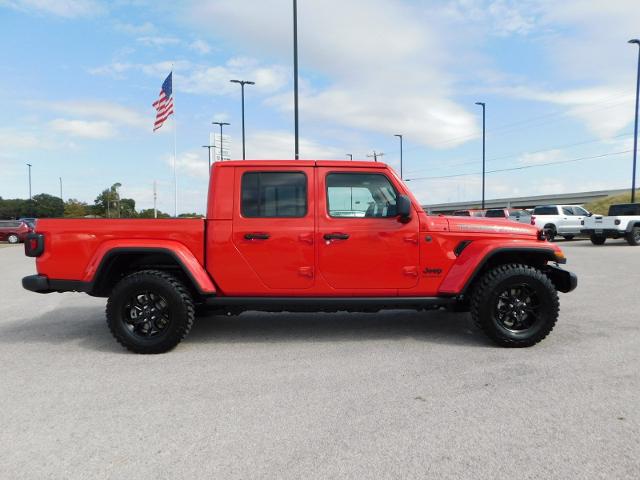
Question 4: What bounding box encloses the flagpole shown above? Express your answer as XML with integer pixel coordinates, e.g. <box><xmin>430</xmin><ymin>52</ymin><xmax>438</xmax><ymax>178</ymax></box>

<box><xmin>172</xmin><ymin>66</ymin><xmax>177</xmax><ymax>218</ymax></box>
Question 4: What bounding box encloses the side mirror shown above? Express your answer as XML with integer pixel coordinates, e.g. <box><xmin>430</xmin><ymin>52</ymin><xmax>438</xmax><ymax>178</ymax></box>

<box><xmin>396</xmin><ymin>194</ymin><xmax>412</xmax><ymax>223</ymax></box>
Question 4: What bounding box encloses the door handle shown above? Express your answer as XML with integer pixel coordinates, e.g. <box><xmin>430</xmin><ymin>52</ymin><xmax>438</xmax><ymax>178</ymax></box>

<box><xmin>244</xmin><ymin>233</ymin><xmax>270</xmax><ymax>240</ymax></box>
<box><xmin>323</xmin><ymin>233</ymin><xmax>350</xmax><ymax>240</ymax></box>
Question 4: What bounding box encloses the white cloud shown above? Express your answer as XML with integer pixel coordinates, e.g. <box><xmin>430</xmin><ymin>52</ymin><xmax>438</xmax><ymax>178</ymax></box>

<box><xmin>518</xmin><ymin>149</ymin><xmax>565</xmax><ymax>166</ymax></box>
<box><xmin>114</xmin><ymin>21</ymin><xmax>156</xmax><ymax>35</ymax></box>
<box><xmin>187</xmin><ymin>0</ymin><xmax>478</xmax><ymax>148</ymax></box>
<box><xmin>136</xmin><ymin>36</ymin><xmax>181</xmax><ymax>48</ymax></box>
<box><xmin>189</xmin><ymin>39</ymin><xmax>211</xmax><ymax>54</ymax></box>
<box><xmin>42</xmin><ymin>101</ymin><xmax>148</xmax><ymax>129</ymax></box>
<box><xmin>169</xmin><ymin>151</ymin><xmax>209</xmax><ymax>178</ymax></box>
<box><xmin>242</xmin><ymin>131</ymin><xmax>342</xmax><ymax>160</ymax></box>
<box><xmin>0</xmin><ymin>129</ymin><xmax>41</xmax><ymax>149</ymax></box>
<box><xmin>49</xmin><ymin>119</ymin><xmax>116</xmax><ymax>139</ymax></box>
<box><xmin>1</xmin><ymin>0</ymin><xmax>104</xmax><ymax>17</ymax></box>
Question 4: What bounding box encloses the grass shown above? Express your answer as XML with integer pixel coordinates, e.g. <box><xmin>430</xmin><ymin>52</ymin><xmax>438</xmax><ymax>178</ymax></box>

<box><xmin>585</xmin><ymin>190</ymin><xmax>639</xmax><ymax>215</ymax></box>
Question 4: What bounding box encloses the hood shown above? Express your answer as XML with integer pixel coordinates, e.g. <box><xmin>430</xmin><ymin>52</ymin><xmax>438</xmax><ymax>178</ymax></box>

<box><xmin>446</xmin><ymin>216</ymin><xmax>539</xmax><ymax>237</ymax></box>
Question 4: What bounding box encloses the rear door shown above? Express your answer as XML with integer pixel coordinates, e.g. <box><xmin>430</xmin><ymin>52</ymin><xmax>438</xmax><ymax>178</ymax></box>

<box><xmin>316</xmin><ymin>168</ymin><xmax>420</xmax><ymax>290</ymax></box>
<box><xmin>232</xmin><ymin>167</ymin><xmax>315</xmax><ymax>290</ymax></box>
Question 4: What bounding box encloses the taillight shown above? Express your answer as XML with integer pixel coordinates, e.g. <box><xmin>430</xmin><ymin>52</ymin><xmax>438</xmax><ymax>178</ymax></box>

<box><xmin>530</xmin><ymin>215</ymin><xmax>536</xmax><ymax>225</ymax></box>
<box><xmin>25</xmin><ymin>233</ymin><xmax>44</xmax><ymax>257</ymax></box>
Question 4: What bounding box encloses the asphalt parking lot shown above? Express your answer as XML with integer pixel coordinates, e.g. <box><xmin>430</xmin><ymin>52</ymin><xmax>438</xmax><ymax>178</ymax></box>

<box><xmin>0</xmin><ymin>240</ymin><xmax>638</xmax><ymax>479</ymax></box>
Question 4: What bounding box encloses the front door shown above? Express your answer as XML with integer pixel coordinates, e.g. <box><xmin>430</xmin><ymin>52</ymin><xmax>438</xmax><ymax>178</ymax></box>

<box><xmin>316</xmin><ymin>168</ymin><xmax>420</xmax><ymax>290</ymax></box>
<box><xmin>232</xmin><ymin>167</ymin><xmax>315</xmax><ymax>290</ymax></box>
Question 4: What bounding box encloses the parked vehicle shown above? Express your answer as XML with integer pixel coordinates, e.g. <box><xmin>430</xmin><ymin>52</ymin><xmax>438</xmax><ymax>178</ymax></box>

<box><xmin>452</xmin><ymin>209</ymin><xmax>485</xmax><ymax>217</ymax></box>
<box><xmin>581</xmin><ymin>203</ymin><xmax>640</xmax><ymax>246</ymax></box>
<box><xmin>0</xmin><ymin>220</ymin><xmax>31</xmax><ymax>244</ymax></box>
<box><xmin>22</xmin><ymin>160</ymin><xmax>577</xmax><ymax>353</ymax></box>
<box><xmin>485</xmin><ymin>208</ymin><xmax>532</xmax><ymax>224</ymax></box>
<box><xmin>18</xmin><ymin>217</ymin><xmax>37</xmax><ymax>229</ymax></box>
<box><xmin>530</xmin><ymin>205</ymin><xmax>590</xmax><ymax>241</ymax></box>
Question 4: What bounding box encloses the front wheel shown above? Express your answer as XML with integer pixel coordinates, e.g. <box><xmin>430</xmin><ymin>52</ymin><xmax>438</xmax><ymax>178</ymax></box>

<box><xmin>106</xmin><ymin>270</ymin><xmax>195</xmax><ymax>354</ymax></box>
<box><xmin>626</xmin><ymin>226</ymin><xmax>640</xmax><ymax>246</ymax></box>
<box><xmin>7</xmin><ymin>234</ymin><xmax>19</xmax><ymax>244</ymax></box>
<box><xmin>590</xmin><ymin>234</ymin><xmax>606</xmax><ymax>245</ymax></box>
<box><xmin>470</xmin><ymin>264</ymin><xmax>559</xmax><ymax>347</ymax></box>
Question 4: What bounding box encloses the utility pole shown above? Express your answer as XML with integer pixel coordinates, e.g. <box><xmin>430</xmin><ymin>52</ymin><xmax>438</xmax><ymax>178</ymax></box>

<box><xmin>230</xmin><ymin>79</ymin><xmax>255</xmax><ymax>160</ymax></box>
<box><xmin>153</xmin><ymin>181</ymin><xmax>157</xmax><ymax>219</ymax></box>
<box><xmin>475</xmin><ymin>102</ymin><xmax>486</xmax><ymax>209</ymax></box>
<box><xmin>212</xmin><ymin>122</ymin><xmax>230</xmax><ymax>161</ymax></box>
<box><xmin>367</xmin><ymin>151</ymin><xmax>384</xmax><ymax>162</ymax></box>
<box><xmin>394</xmin><ymin>134</ymin><xmax>403</xmax><ymax>179</ymax></box>
<box><xmin>59</xmin><ymin>177</ymin><xmax>63</xmax><ymax>202</ymax></box>
<box><xmin>26</xmin><ymin>163</ymin><xmax>32</xmax><ymax>201</ymax></box>
<box><xmin>202</xmin><ymin>144</ymin><xmax>216</xmax><ymax>174</ymax></box>
<box><xmin>346</xmin><ymin>154</ymin><xmax>353</xmax><ymax>160</ymax></box>
<box><xmin>292</xmin><ymin>0</ymin><xmax>300</xmax><ymax>159</ymax></box>
<box><xmin>629</xmin><ymin>39</ymin><xmax>640</xmax><ymax>203</ymax></box>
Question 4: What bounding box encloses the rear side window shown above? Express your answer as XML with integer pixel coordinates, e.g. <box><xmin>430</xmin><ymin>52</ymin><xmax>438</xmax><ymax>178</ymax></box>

<box><xmin>241</xmin><ymin>172</ymin><xmax>307</xmax><ymax>218</ymax></box>
<box><xmin>0</xmin><ymin>221</ymin><xmax>21</xmax><ymax>228</ymax></box>
<box><xmin>326</xmin><ymin>173</ymin><xmax>397</xmax><ymax>218</ymax></box>
<box><xmin>485</xmin><ymin>209</ymin><xmax>506</xmax><ymax>218</ymax></box>
<box><xmin>533</xmin><ymin>206</ymin><xmax>558</xmax><ymax>215</ymax></box>
<box><xmin>608</xmin><ymin>204</ymin><xmax>640</xmax><ymax>216</ymax></box>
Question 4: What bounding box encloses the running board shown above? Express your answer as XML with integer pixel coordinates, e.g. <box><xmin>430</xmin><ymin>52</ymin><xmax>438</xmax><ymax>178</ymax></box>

<box><xmin>203</xmin><ymin>296</ymin><xmax>454</xmax><ymax>312</ymax></box>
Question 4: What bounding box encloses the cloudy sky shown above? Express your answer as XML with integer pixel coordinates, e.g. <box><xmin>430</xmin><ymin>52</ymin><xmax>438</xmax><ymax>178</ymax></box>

<box><xmin>1</xmin><ymin>0</ymin><xmax>639</xmax><ymax>214</ymax></box>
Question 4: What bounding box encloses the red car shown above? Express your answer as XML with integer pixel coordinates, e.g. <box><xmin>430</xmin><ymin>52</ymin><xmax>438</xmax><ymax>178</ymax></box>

<box><xmin>22</xmin><ymin>160</ymin><xmax>577</xmax><ymax>353</ymax></box>
<box><xmin>0</xmin><ymin>220</ymin><xmax>31</xmax><ymax>244</ymax></box>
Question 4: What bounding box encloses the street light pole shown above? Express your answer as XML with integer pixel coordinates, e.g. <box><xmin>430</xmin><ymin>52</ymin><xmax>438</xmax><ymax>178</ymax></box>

<box><xmin>202</xmin><ymin>145</ymin><xmax>215</xmax><ymax>175</ymax></box>
<box><xmin>230</xmin><ymin>79</ymin><xmax>255</xmax><ymax>160</ymax></box>
<box><xmin>59</xmin><ymin>177</ymin><xmax>63</xmax><ymax>201</ymax></box>
<box><xmin>394</xmin><ymin>134</ymin><xmax>403</xmax><ymax>179</ymax></box>
<box><xmin>475</xmin><ymin>102</ymin><xmax>486</xmax><ymax>209</ymax></box>
<box><xmin>346</xmin><ymin>154</ymin><xmax>353</xmax><ymax>160</ymax></box>
<box><xmin>293</xmin><ymin>0</ymin><xmax>300</xmax><ymax>159</ymax></box>
<box><xmin>26</xmin><ymin>163</ymin><xmax>32</xmax><ymax>201</ymax></box>
<box><xmin>629</xmin><ymin>39</ymin><xmax>640</xmax><ymax>203</ymax></box>
<box><xmin>212</xmin><ymin>122</ymin><xmax>230</xmax><ymax>161</ymax></box>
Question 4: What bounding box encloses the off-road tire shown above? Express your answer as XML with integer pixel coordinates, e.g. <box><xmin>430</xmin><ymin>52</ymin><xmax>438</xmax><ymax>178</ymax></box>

<box><xmin>590</xmin><ymin>234</ymin><xmax>606</xmax><ymax>245</ymax></box>
<box><xmin>7</xmin><ymin>234</ymin><xmax>19</xmax><ymax>244</ymax></box>
<box><xmin>562</xmin><ymin>235</ymin><xmax>575</xmax><ymax>240</ymax></box>
<box><xmin>106</xmin><ymin>269</ymin><xmax>195</xmax><ymax>354</ymax></box>
<box><xmin>626</xmin><ymin>226</ymin><xmax>640</xmax><ymax>246</ymax></box>
<box><xmin>544</xmin><ymin>224</ymin><xmax>557</xmax><ymax>242</ymax></box>
<box><xmin>470</xmin><ymin>263</ymin><xmax>559</xmax><ymax>347</ymax></box>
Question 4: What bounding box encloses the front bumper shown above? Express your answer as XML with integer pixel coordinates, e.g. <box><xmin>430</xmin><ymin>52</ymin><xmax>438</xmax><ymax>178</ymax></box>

<box><xmin>543</xmin><ymin>265</ymin><xmax>578</xmax><ymax>293</ymax></box>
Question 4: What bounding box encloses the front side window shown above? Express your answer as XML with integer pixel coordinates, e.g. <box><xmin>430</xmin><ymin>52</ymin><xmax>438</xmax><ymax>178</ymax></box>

<box><xmin>562</xmin><ymin>207</ymin><xmax>573</xmax><ymax>216</ymax></box>
<box><xmin>326</xmin><ymin>173</ymin><xmax>397</xmax><ymax>218</ymax></box>
<box><xmin>241</xmin><ymin>172</ymin><xmax>307</xmax><ymax>218</ymax></box>
<box><xmin>573</xmin><ymin>206</ymin><xmax>588</xmax><ymax>216</ymax></box>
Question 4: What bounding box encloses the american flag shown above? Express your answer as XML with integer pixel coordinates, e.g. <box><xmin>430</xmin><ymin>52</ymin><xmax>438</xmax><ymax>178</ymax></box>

<box><xmin>152</xmin><ymin>72</ymin><xmax>174</xmax><ymax>131</ymax></box>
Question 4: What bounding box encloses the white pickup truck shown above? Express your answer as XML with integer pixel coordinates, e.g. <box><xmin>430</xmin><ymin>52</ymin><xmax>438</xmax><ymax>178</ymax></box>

<box><xmin>581</xmin><ymin>203</ymin><xmax>640</xmax><ymax>246</ymax></box>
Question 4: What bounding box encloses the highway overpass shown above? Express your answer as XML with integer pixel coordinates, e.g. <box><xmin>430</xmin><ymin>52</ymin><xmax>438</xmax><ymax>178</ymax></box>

<box><xmin>423</xmin><ymin>188</ymin><xmax>629</xmax><ymax>214</ymax></box>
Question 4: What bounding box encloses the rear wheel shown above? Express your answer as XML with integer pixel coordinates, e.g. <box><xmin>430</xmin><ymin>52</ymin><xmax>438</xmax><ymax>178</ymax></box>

<box><xmin>7</xmin><ymin>234</ymin><xmax>19</xmax><ymax>244</ymax></box>
<box><xmin>590</xmin><ymin>234</ymin><xmax>606</xmax><ymax>245</ymax></box>
<box><xmin>106</xmin><ymin>270</ymin><xmax>195</xmax><ymax>354</ymax></box>
<box><xmin>626</xmin><ymin>226</ymin><xmax>640</xmax><ymax>246</ymax></box>
<box><xmin>470</xmin><ymin>264</ymin><xmax>559</xmax><ymax>347</ymax></box>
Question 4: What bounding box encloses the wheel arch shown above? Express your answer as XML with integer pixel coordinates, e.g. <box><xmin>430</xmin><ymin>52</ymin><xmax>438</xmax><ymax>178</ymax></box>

<box><xmin>88</xmin><ymin>247</ymin><xmax>216</xmax><ymax>298</ymax></box>
<box><xmin>440</xmin><ymin>247</ymin><xmax>559</xmax><ymax>297</ymax></box>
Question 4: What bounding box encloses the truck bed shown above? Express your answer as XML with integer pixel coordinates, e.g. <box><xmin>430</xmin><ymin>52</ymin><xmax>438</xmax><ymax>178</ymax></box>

<box><xmin>33</xmin><ymin>219</ymin><xmax>205</xmax><ymax>281</ymax></box>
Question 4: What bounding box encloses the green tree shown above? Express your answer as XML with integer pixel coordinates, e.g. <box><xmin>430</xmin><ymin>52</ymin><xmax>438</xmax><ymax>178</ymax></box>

<box><xmin>32</xmin><ymin>194</ymin><xmax>64</xmax><ymax>217</ymax></box>
<box><xmin>0</xmin><ymin>198</ymin><xmax>29</xmax><ymax>219</ymax></box>
<box><xmin>138</xmin><ymin>208</ymin><xmax>171</xmax><ymax>218</ymax></box>
<box><xmin>64</xmin><ymin>199</ymin><xmax>88</xmax><ymax>217</ymax></box>
<box><xmin>94</xmin><ymin>182</ymin><xmax>122</xmax><ymax>218</ymax></box>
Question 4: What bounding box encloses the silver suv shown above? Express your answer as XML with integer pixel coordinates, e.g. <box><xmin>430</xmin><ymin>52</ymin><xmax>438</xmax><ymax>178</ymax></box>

<box><xmin>531</xmin><ymin>205</ymin><xmax>590</xmax><ymax>241</ymax></box>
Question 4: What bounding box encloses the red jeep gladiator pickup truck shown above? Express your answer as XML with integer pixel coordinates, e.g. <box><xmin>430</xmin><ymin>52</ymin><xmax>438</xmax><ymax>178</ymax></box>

<box><xmin>22</xmin><ymin>160</ymin><xmax>576</xmax><ymax>353</ymax></box>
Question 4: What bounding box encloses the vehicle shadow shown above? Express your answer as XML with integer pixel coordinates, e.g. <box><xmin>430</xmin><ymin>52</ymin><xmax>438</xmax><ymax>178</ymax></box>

<box><xmin>0</xmin><ymin>306</ymin><xmax>490</xmax><ymax>352</ymax></box>
<box><xmin>188</xmin><ymin>309</ymin><xmax>489</xmax><ymax>348</ymax></box>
